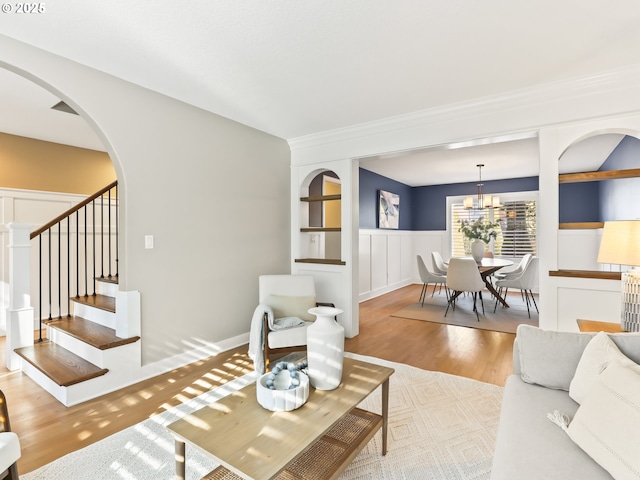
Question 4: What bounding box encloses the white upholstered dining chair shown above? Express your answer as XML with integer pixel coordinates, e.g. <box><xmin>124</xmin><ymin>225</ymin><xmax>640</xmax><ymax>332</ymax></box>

<box><xmin>431</xmin><ymin>251</ymin><xmax>448</xmax><ymax>275</ymax></box>
<box><xmin>494</xmin><ymin>257</ymin><xmax>539</xmax><ymax>318</ymax></box>
<box><xmin>445</xmin><ymin>257</ymin><xmax>486</xmax><ymax>321</ymax></box>
<box><xmin>417</xmin><ymin>255</ymin><xmax>448</xmax><ymax>306</ymax></box>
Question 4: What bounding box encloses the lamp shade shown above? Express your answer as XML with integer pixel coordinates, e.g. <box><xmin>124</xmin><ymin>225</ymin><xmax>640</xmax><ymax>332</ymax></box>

<box><xmin>597</xmin><ymin>220</ymin><xmax>640</xmax><ymax>266</ymax></box>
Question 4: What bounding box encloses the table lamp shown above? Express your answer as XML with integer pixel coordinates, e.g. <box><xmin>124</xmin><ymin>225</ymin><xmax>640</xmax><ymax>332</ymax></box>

<box><xmin>597</xmin><ymin>220</ymin><xmax>640</xmax><ymax>332</ymax></box>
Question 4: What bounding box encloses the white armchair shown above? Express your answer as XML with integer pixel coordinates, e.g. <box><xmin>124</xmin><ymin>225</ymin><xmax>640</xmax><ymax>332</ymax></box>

<box><xmin>249</xmin><ymin>275</ymin><xmax>334</xmax><ymax>373</ymax></box>
<box><xmin>0</xmin><ymin>390</ymin><xmax>20</xmax><ymax>480</ymax></box>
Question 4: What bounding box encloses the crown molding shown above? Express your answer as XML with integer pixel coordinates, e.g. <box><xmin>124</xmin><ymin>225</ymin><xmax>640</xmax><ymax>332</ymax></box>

<box><xmin>288</xmin><ymin>63</ymin><xmax>640</xmax><ymax>159</ymax></box>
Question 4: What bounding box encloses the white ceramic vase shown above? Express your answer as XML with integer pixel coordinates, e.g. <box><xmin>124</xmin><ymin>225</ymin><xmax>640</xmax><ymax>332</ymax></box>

<box><xmin>306</xmin><ymin>306</ymin><xmax>344</xmax><ymax>390</ymax></box>
<box><xmin>471</xmin><ymin>239</ymin><xmax>485</xmax><ymax>263</ymax></box>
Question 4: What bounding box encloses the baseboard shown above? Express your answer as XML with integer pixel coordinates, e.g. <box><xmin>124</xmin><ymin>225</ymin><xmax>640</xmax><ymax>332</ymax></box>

<box><xmin>359</xmin><ymin>279</ymin><xmax>414</xmax><ymax>303</ymax></box>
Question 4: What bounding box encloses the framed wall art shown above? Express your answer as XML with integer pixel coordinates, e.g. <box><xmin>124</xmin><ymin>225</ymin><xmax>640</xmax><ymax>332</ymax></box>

<box><xmin>378</xmin><ymin>190</ymin><xmax>400</xmax><ymax>229</ymax></box>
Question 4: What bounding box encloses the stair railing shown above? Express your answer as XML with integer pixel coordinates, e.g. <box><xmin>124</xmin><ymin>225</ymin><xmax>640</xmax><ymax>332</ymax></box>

<box><xmin>30</xmin><ymin>181</ymin><xmax>119</xmax><ymax>342</ymax></box>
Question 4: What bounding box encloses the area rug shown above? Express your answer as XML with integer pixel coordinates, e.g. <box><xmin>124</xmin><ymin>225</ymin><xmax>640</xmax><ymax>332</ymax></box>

<box><xmin>391</xmin><ymin>290</ymin><xmax>538</xmax><ymax>334</ymax></box>
<box><xmin>22</xmin><ymin>353</ymin><xmax>503</xmax><ymax>480</ymax></box>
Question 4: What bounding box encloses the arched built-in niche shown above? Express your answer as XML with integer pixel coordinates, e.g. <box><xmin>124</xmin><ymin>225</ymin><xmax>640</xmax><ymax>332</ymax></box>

<box><xmin>556</xmin><ymin>131</ymin><xmax>640</xmax><ymax>276</ymax></box>
<box><xmin>296</xmin><ymin>169</ymin><xmax>345</xmax><ymax>265</ymax></box>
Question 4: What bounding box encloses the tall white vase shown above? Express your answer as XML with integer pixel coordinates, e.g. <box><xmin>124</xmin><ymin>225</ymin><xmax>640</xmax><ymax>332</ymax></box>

<box><xmin>306</xmin><ymin>306</ymin><xmax>344</xmax><ymax>390</ymax></box>
<box><xmin>471</xmin><ymin>239</ymin><xmax>485</xmax><ymax>263</ymax></box>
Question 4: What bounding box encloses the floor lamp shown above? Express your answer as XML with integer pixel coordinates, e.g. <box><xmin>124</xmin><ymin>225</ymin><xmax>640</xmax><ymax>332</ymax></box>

<box><xmin>597</xmin><ymin>220</ymin><xmax>640</xmax><ymax>332</ymax></box>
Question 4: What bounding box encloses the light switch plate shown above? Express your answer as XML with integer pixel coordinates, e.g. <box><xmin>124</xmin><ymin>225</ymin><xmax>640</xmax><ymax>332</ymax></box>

<box><xmin>145</xmin><ymin>235</ymin><xmax>154</xmax><ymax>249</ymax></box>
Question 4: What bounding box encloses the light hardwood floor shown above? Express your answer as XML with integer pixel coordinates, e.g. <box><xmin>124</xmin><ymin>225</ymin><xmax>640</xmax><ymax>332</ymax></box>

<box><xmin>0</xmin><ymin>284</ymin><xmax>515</xmax><ymax>474</ymax></box>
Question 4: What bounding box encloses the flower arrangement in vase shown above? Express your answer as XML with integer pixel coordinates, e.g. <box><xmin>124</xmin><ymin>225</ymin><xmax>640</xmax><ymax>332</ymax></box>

<box><xmin>459</xmin><ymin>217</ymin><xmax>499</xmax><ymax>263</ymax></box>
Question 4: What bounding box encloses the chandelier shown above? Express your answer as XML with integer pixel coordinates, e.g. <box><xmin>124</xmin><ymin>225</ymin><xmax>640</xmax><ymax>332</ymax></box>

<box><xmin>464</xmin><ymin>164</ymin><xmax>500</xmax><ymax>210</ymax></box>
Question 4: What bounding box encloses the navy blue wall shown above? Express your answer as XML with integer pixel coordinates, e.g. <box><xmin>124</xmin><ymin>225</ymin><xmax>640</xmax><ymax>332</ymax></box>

<box><xmin>359</xmin><ymin>167</ymin><xmax>538</xmax><ymax>230</ymax></box>
<box><xmin>559</xmin><ymin>182</ymin><xmax>600</xmax><ymax>222</ymax></box>
<box><xmin>412</xmin><ymin>177</ymin><xmax>539</xmax><ymax>230</ymax></box>
<box><xmin>359</xmin><ymin>168</ymin><xmax>414</xmax><ymax>229</ymax></box>
<box><xmin>558</xmin><ymin>135</ymin><xmax>640</xmax><ymax>223</ymax></box>
<box><xmin>599</xmin><ymin>136</ymin><xmax>640</xmax><ymax>221</ymax></box>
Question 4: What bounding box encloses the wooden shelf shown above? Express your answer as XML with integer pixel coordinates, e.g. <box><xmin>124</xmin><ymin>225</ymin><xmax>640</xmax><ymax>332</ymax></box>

<box><xmin>300</xmin><ymin>194</ymin><xmax>341</xmax><ymax>202</ymax></box>
<box><xmin>559</xmin><ymin>222</ymin><xmax>604</xmax><ymax>229</ymax></box>
<box><xmin>301</xmin><ymin>227</ymin><xmax>341</xmax><ymax>232</ymax></box>
<box><xmin>295</xmin><ymin>258</ymin><xmax>346</xmax><ymax>265</ymax></box>
<box><xmin>549</xmin><ymin>269</ymin><xmax>621</xmax><ymax>280</ymax></box>
<box><xmin>559</xmin><ymin>168</ymin><xmax>640</xmax><ymax>184</ymax></box>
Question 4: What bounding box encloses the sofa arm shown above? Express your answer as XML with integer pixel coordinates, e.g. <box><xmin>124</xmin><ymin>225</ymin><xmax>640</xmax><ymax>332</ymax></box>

<box><xmin>512</xmin><ymin>338</ymin><xmax>521</xmax><ymax>376</ymax></box>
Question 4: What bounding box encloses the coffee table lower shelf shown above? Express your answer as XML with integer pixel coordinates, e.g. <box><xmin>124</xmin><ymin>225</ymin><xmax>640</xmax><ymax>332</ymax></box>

<box><xmin>202</xmin><ymin>407</ymin><xmax>383</xmax><ymax>480</ymax></box>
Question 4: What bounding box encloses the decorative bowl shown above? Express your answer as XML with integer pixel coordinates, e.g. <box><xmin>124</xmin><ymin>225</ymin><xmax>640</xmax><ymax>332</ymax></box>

<box><xmin>256</xmin><ymin>369</ymin><xmax>309</xmax><ymax>412</ymax></box>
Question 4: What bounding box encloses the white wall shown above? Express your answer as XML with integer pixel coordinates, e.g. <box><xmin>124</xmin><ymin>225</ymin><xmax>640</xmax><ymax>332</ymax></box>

<box><xmin>0</xmin><ymin>34</ymin><xmax>292</xmax><ymax>366</ymax></box>
<box><xmin>0</xmin><ymin>188</ymin><xmax>87</xmax><ymax>334</ymax></box>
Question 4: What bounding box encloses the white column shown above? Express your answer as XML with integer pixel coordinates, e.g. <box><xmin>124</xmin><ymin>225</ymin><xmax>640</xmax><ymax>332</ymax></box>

<box><xmin>6</xmin><ymin>223</ymin><xmax>34</xmax><ymax>370</ymax></box>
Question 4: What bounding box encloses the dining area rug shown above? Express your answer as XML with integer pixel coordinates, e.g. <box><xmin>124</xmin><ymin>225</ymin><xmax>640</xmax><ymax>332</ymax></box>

<box><xmin>391</xmin><ymin>289</ymin><xmax>538</xmax><ymax>334</ymax></box>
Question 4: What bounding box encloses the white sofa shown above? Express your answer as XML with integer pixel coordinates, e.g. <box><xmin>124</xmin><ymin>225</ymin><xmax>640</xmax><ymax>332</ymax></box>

<box><xmin>490</xmin><ymin>325</ymin><xmax>640</xmax><ymax>480</ymax></box>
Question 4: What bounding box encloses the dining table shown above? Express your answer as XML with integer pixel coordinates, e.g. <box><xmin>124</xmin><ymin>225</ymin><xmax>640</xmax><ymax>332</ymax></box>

<box><xmin>477</xmin><ymin>257</ymin><xmax>514</xmax><ymax>307</ymax></box>
<box><xmin>445</xmin><ymin>257</ymin><xmax>514</xmax><ymax>307</ymax></box>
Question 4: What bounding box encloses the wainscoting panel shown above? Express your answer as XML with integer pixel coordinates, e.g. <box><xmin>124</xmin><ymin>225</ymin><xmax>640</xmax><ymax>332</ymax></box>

<box><xmin>556</xmin><ymin>285</ymin><xmax>621</xmax><ymax>332</ymax></box>
<box><xmin>557</xmin><ymin>229</ymin><xmax>603</xmax><ymax>271</ymax></box>
<box><xmin>359</xmin><ymin>229</ymin><xmax>427</xmax><ymax>302</ymax></box>
<box><xmin>370</xmin><ymin>234</ymin><xmax>388</xmax><ymax>292</ymax></box>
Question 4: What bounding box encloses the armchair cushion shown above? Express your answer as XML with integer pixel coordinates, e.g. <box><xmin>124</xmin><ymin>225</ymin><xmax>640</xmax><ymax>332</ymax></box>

<box><xmin>265</xmin><ymin>294</ymin><xmax>316</xmax><ymax>322</ymax></box>
<box><xmin>267</xmin><ymin>323</ymin><xmax>313</xmax><ymax>349</ymax></box>
<box><xmin>0</xmin><ymin>431</ymin><xmax>20</xmax><ymax>473</ymax></box>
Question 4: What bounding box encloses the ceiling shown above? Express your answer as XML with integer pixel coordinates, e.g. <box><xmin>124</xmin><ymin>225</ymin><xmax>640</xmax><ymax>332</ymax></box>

<box><xmin>1</xmin><ymin>1</ymin><xmax>639</xmax><ymax>183</ymax></box>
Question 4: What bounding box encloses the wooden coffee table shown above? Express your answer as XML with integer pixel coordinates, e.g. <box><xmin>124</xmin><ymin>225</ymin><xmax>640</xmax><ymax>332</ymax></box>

<box><xmin>167</xmin><ymin>357</ymin><xmax>394</xmax><ymax>480</ymax></box>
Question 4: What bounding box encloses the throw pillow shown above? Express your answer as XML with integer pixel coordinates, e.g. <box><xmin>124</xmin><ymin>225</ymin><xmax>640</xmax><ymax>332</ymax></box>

<box><xmin>517</xmin><ymin>324</ymin><xmax>593</xmax><ymax>391</ymax></box>
<box><xmin>570</xmin><ymin>331</ymin><xmax>640</xmax><ymax>404</ymax></box>
<box><xmin>566</xmin><ymin>364</ymin><xmax>640</xmax><ymax>480</ymax></box>
<box><xmin>265</xmin><ymin>295</ymin><xmax>316</xmax><ymax>322</ymax></box>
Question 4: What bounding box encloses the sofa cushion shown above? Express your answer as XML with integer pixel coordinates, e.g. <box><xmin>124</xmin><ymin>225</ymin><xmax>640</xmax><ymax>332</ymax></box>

<box><xmin>517</xmin><ymin>325</ymin><xmax>593</xmax><ymax>390</ymax></box>
<box><xmin>265</xmin><ymin>294</ymin><xmax>316</xmax><ymax>322</ymax></box>
<box><xmin>567</xmin><ymin>364</ymin><xmax>640</xmax><ymax>480</ymax></box>
<box><xmin>490</xmin><ymin>375</ymin><xmax>613</xmax><ymax>480</ymax></box>
<box><xmin>570</xmin><ymin>332</ymin><xmax>640</xmax><ymax>404</ymax></box>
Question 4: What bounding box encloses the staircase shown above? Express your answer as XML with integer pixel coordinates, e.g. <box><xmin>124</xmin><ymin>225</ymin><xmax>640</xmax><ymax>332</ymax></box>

<box><xmin>6</xmin><ymin>181</ymin><xmax>143</xmax><ymax>407</ymax></box>
<box><xmin>15</xmin><ymin>277</ymin><xmax>141</xmax><ymax>406</ymax></box>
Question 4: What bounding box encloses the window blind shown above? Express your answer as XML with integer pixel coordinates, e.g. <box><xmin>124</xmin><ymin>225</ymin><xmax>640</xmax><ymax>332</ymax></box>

<box><xmin>451</xmin><ymin>199</ymin><xmax>537</xmax><ymax>258</ymax></box>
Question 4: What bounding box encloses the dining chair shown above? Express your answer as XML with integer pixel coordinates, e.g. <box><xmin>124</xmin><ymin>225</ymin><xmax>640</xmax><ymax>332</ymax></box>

<box><xmin>445</xmin><ymin>257</ymin><xmax>486</xmax><ymax>321</ymax></box>
<box><xmin>431</xmin><ymin>251</ymin><xmax>448</xmax><ymax>275</ymax></box>
<box><xmin>417</xmin><ymin>255</ymin><xmax>448</xmax><ymax>306</ymax></box>
<box><xmin>493</xmin><ymin>253</ymin><xmax>532</xmax><ymax>281</ymax></box>
<box><xmin>494</xmin><ymin>257</ymin><xmax>539</xmax><ymax>317</ymax></box>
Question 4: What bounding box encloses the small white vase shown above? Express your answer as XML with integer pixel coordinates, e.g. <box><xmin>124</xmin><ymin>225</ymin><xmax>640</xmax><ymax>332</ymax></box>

<box><xmin>306</xmin><ymin>306</ymin><xmax>344</xmax><ymax>390</ymax></box>
<box><xmin>471</xmin><ymin>239</ymin><xmax>485</xmax><ymax>263</ymax></box>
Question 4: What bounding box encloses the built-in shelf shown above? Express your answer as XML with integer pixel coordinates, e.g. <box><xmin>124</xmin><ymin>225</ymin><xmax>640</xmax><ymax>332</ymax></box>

<box><xmin>559</xmin><ymin>222</ymin><xmax>604</xmax><ymax>229</ymax></box>
<box><xmin>295</xmin><ymin>258</ymin><xmax>346</xmax><ymax>265</ymax></box>
<box><xmin>549</xmin><ymin>269</ymin><xmax>621</xmax><ymax>280</ymax></box>
<box><xmin>559</xmin><ymin>168</ymin><xmax>640</xmax><ymax>183</ymax></box>
<box><xmin>300</xmin><ymin>194</ymin><xmax>341</xmax><ymax>202</ymax></box>
<box><xmin>300</xmin><ymin>227</ymin><xmax>341</xmax><ymax>232</ymax></box>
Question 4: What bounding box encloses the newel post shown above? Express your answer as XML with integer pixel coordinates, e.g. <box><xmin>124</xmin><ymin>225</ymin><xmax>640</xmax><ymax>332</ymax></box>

<box><xmin>6</xmin><ymin>223</ymin><xmax>34</xmax><ymax>371</ymax></box>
